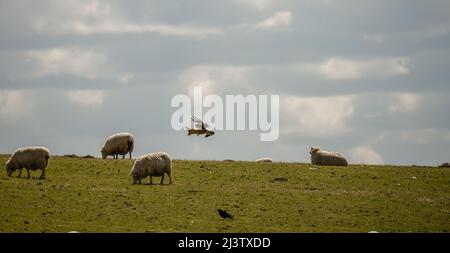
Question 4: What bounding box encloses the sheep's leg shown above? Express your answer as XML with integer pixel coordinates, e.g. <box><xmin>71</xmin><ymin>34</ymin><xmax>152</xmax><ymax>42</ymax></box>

<box><xmin>150</xmin><ymin>176</ymin><xmax>153</xmax><ymax>185</ymax></box>
<box><xmin>122</xmin><ymin>154</ymin><xmax>125</xmax><ymax>159</ymax></box>
<box><xmin>27</xmin><ymin>169</ymin><xmax>30</xmax><ymax>179</ymax></box>
<box><xmin>17</xmin><ymin>168</ymin><xmax>22</xmax><ymax>178</ymax></box>
<box><xmin>39</xmin><ymin>169</ymin><xmax>45</xmax><ymax>180</ymax></box>
<box><xmin>129</xmin><ymin>152</ymin><xmax>132</xmax><ymax>159</ymax></box>
<box><xmin>168</xmin><ymin>173</ymin><xmax>172</xmax><ymax>184</ymax></box>
<box><xmin>160</xmin><ymin>174</ymin><xmax>165</xmax><ymax>185</ymax></box>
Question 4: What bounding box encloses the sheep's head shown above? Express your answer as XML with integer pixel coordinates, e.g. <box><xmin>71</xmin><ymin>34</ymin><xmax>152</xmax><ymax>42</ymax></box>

<box><xmin>310</xmin><ymin>146</ymin><xmax>320</xmax><ymax>154</ymax></box>
<box><xmin>101</xmin><ymin>146</ymin><xmax>107</xmax><ymax>159</ymax></box>
<box><xmin>4</xmin><ymin>160</ymin><xmax>14</xmax><ymax>177</ymax></box>
<box><xmin>205</xmin><ymin>131</ymin><xmax>215</xmax><ymax>138</ymax></box>
<box><xmin>130</xmin><ymin>170</ymin><xmax>140</xmax><ymax>184</ymax></box>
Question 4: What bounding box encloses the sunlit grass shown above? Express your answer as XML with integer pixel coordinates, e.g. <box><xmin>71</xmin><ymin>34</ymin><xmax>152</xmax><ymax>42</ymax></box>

<box><xmin>0</xmin><ymin>155</ymin><xmax>449</xmax><ymax>232</ymax></box>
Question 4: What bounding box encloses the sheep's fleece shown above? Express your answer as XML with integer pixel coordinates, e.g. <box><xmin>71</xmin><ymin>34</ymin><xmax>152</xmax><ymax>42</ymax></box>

<box><xmin>101</xmin><ymin>132</ymin><xmax>134</xmax><ymax>159</ymax></box>
<box><xmin>5</xmin><ymin>146</ymin><xmax>50</xmax><ymax>179</ymax></box>
<box><xmin>310</xmin><ymin>146</ymin><xmax>348</xmax><ymax>166</ymax></box>
<box><xmin>130</xmin><ymin>152</ymin><xmax>172</xmax><ymax>185</ymax></box>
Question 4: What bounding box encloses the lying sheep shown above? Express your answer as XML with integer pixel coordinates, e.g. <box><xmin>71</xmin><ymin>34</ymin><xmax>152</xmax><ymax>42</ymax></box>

<box><xmin>130</xmin><ymin>152</ymin><xmax>172</xmax><ymax>185</ymax></box>
<box><xmin>101</xmin><ymin>132</ymin><xmax>134</xmax><ymax>159</ymax></box>
<box><xmin>439</xmin><ymin>163</ymin><xmax>450</xmax><ymax>168</ymax></box>
<box><xmin>309</xmin><ymin>146</ymin><xmax>348</xmax><ymax>166</ymax></box>
<box><xmin>255</xmin><ymin>157</ymin><xmax>273</xmax><ymax>163</ymax></box>
<box><xmin>4</xmin><ymin>146</ymin><xmax>50</xmax><ymax>179</ymax></box>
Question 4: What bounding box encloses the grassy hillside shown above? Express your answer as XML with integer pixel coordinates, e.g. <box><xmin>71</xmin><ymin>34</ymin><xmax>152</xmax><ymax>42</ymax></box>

<box><xmin>0</xmin><ymin>155</ymin><xmax>449</xmax><ymax>232</ymax></box>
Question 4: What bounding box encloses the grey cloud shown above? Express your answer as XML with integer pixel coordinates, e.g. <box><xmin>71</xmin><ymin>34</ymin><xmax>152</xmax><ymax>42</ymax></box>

<box><xmin>0</xmin><ymin>0</ymin><xmax>449</xmax><ymax>165</ymax></box>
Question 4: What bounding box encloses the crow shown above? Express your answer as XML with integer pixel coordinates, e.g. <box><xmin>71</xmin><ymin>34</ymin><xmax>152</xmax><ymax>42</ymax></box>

<box><xmin>218</xmin><ymin>209</ymin><xmax>233</xmax><ymax>220</ymax></box>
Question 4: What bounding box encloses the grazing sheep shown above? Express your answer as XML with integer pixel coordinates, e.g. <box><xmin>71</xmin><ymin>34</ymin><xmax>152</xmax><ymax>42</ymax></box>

<box><xmin>439</xmin><ymin>163</ymin><xmax>450</xmax><ymax>168</ymax></box>
<box><xmin>309</xmin><ymin>146</ymin><xmax>348</xmax><ymax>166</ymax></box>
<box><xmin>130</xmin><ymin>152</ymin><xmax>172</xmax><ymax>185</ymax></box>
<box><xmin>255</xmin><ymin>157</ymin><xmax>273</xmax><ymax>163</ymax></box>
<box><xmin>4</xmin><ymin>146</ymin><xmax>50</xmax><ymax>179</ymax></box>
<box><xmin>101</xmin><ymin>132</ymin><xmax>134</xmax><ymax>159</ymax></box>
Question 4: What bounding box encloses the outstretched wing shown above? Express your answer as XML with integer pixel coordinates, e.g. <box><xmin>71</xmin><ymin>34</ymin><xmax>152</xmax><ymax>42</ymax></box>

<box><xmin>202</xmin><ymin>121</ymin><xmax>210</xmax><ymax>130</ymax></box>
<box><xmin>191</xmin><ymin>116</ymin><xmax>211</xmax><ymax>130</ymax></box>
<box><xmin>191</xmin><ymin>116</ymin><xmax>204</xmax><ymax>129</ymax></box>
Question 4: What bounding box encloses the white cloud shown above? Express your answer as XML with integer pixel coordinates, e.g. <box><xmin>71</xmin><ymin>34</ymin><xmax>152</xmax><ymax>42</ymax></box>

<box><xmin>77</xmin><ymin>0</ymin><xmax>112</xmax><ymax>17</ymax></box>
<box><xmin>118</xmin><ymin>72</ymin><xmax>135</xmax><ymax>84</ymax></box>
<box><xmin>349</xmin><ymin>146</ymin><xmax>384</xmax><ymax>165</ymax></box>
<box><xmin>282</xmin><ymin>95</ymin><xmax>354</xmax><ymax>137</ymax></box>
<box><xmin>388</xmin><ymin>93</ymin><xmax>421</xmax><ymax>113</ymax></box>
<box><xmin>24</xmin><ymin>46</ymin><xmax>133</xmax><ymax>82</ymax></box>
<box><xmin>0</xmin><ymin>90</ymin><xmax>34</xmax><ymax>120</ymax></box>
<box><xmin>178</xmin><ymin>65</ymin><xmax>251</xmax><ymax>95</ymax></box>
<box><xmin>65</xmin><ymin>23</ymin><xmax>223</xmax><ymax>37</ymax></box>
<box><xmin>299</xmin><ymin>57</ymin><xmax>410</xmax><ymax>80</ymax></box>
<box><xmin>25</xmin><ymin>47</ymin><xmax>108</xmax><ymax>79</ymax></box>
<box><xmin>67</xmin><ymin>90</ymin><xmax>105</xmax><ymax>107</ymax></box>
<box><xmin>256</xmin><ymin>11</ymin><xmax>292</xmax><ymax>29</ymax></box>
<box><xmin>32</xmin><ymin>0</ymin><xmax>223</xmax><ymax>38</ymax></box>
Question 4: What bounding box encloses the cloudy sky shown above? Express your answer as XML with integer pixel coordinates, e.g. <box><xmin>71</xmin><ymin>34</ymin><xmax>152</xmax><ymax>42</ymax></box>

<box><xmin>1</xmin><ymin>0</ymin><xmax>449</xmax><ymax>165</ymax></box>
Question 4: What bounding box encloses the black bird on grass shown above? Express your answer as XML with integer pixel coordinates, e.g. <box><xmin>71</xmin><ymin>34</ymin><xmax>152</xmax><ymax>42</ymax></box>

<box><xmin>218</xmin><ymin>209</ymin><xmax>233</xmax><ymax>220</ymax></box>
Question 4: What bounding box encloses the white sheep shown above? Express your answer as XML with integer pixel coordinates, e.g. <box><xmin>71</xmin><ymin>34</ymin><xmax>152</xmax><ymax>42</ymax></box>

<box><xmin>255</xmin><ymin>157</ymin><xmax>273</xmax><ymax>163</ymax></box>
<box><xmin>4</xmin><ymin>146</ymin><xmax>50</xmax><ymax>179</ymax></box>
<box><xmin>309</xmin><ymin>146</ymin><xmax>348</xmax><ymax>166</ymax></box>
<box><xmin>101</xmin><ymin>132</ymin><xmax>134</xmax><ymax>159</ymax></box>
<box><xmin>130</xmin><ymin>152</ymin><xmax>172</xmax><ymax>185</ymax></box>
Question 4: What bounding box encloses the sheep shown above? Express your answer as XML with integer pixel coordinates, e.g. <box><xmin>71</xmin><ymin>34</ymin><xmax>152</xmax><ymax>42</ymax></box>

<box><xmin>309</xmin><ymin>146</ymin><xmax>348</xmax><ymax>166</ymax></box>
<box><xmin>255</xmin><ymin>157</ymin><xmax>273</xmax><ymax>163</ymax></box>
<box><xmin>130</xmin><ymin>152</ymin><xmax>172</xmax><ymax>185</ymax></box>
<box><xmin>4</xmin><ymin>146</ymin><xmax>50</xmax><ymax>179</ymax></box>
<box><xmin>101</xmin><ymin>132</ymin><xmax>134</xmax><ymax>159</ymax></box>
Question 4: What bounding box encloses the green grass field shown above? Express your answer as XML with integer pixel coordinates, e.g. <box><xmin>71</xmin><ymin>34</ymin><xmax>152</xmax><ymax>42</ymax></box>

<box><xmin>0</xmin><ymin>155</ymin><xmax>449</xmax><ymax>233</ymax></box>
